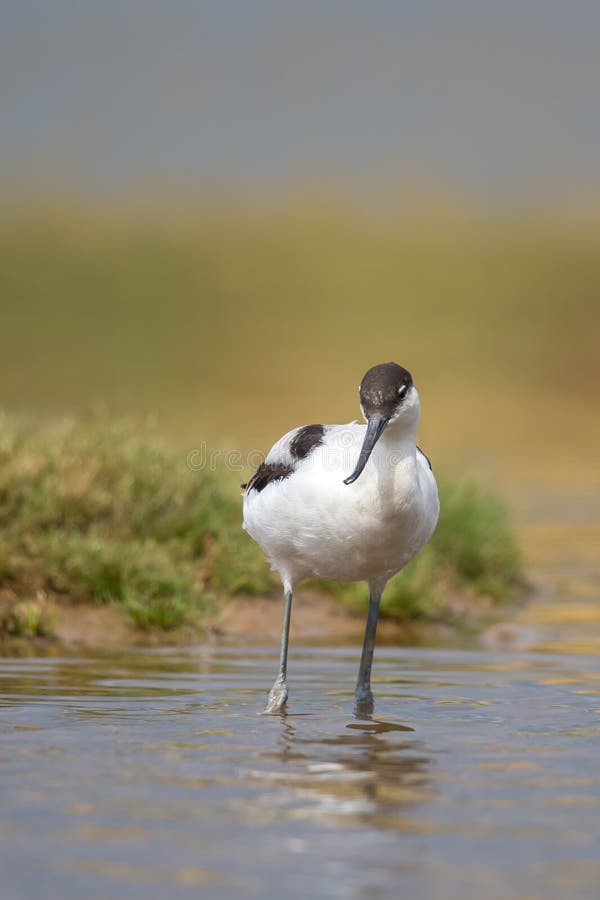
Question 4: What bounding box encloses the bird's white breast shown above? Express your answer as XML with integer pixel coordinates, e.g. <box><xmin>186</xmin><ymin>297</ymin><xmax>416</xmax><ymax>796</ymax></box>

<box><xmin>243</xmin><ymin>422</ymin><xmax>439</xmax><ymax>588</ymax></box>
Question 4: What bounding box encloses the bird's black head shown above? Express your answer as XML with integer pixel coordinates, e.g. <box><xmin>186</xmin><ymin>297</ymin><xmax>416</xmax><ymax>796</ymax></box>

<box><xmin>344</xmin><ymin>362</ymin><xmax>415</xmax><ymax>486</ymax></box>
<box><xmin>359</xmin><ymin>362</ymin><xmax>413</xmax><ymax>420</ymax></box>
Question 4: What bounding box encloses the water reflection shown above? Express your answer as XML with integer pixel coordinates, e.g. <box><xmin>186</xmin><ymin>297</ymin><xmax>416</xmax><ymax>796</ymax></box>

<box><xmin>249</xmin><ymin>713</ymin><xmax>432</xmax><ymax>830</ymax></box>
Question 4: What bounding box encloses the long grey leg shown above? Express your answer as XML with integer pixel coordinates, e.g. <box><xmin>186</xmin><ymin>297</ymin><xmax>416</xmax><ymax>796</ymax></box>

<box><xmin>264</xmin><ymin>586</ymin><xmax>293</xmax><ymax>713</ymax></box>
<box><xmin>355</xmin><ymin>583</ymin><xmax>383</xmax><ymax>713</ymax></box>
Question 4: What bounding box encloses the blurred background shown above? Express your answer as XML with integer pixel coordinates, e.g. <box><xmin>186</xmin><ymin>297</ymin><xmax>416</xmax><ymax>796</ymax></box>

<box><xmin>2</xmin><ymin>1</ymin><xmax>599</xmax><ymax>519</ymax></box>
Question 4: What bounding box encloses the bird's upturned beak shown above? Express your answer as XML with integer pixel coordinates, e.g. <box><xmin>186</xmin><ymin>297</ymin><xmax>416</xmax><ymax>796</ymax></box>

<box><xmin>343</xmin><ymin>413</ymin><xmax>389</xmax><ymax>485</ymax></box>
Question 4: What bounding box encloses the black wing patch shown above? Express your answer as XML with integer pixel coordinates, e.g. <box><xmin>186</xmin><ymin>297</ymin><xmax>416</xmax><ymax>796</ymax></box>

<box><xmin>289</xmin><ymin>424</ymin><xmax>325</xmax><ymax>459</ymax></box>
<box><xmin>417</xmin><ymin>445</ymin><xmax>433</xmax><ymax>471</ymax></box>
<box><xmin>242</xmin><ymin>425</ymin><xmax>325</xmax><ymax>494</ymax></box>
<box><xmin>242</xmin><ymin>461</ymin><xmax>294</xmax><ymax>494</ymax></box>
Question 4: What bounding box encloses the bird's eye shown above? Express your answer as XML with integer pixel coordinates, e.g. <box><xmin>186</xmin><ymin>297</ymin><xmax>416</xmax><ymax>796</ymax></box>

<box><xmin>398</xmin><ymin>384</ymin><xmax>408</xmax><ymax>399</ymax></box>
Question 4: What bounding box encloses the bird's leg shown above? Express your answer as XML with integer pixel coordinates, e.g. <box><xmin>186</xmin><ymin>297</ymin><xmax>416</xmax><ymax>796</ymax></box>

<box><xmin>355</xmin><ymin>584</ymin><xmax>383</xmax><ymax>715</ymax></box>
<box><xmin>264</xmin><ymin>586</ymin><xmax>293</xmax><ymax>714</ymax></box>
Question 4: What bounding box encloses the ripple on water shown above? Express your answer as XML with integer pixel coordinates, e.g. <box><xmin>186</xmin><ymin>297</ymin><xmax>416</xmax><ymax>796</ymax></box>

<box><xmin>0</xmin><ymin>644</ymin><xmax>600</xmax><ymax>899</ymax></box>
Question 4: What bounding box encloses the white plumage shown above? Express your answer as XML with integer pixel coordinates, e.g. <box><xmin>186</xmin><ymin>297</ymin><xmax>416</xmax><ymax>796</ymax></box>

<box><xmin>244</xmin><ymin>417</ymin><xmax>438</xmax><ymax>587</ymax></box>
<box><xmin>242</xmin><ymin>362</ymin><xmax>439</xmax><ymax>713</ymax></box>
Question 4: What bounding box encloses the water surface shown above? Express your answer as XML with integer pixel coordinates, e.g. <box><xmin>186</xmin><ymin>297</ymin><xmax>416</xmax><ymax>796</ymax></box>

<box><xmin>2</xmin><ymin>639</ymin><xmax>600</xmax><ymax>899</ymax></box>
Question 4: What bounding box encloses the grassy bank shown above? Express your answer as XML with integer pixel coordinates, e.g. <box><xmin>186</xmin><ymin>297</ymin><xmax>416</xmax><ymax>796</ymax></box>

<box><xmin>0</xmin><ymin>414</ymin><xmax>522</xmax><ymax>643</ymax></box>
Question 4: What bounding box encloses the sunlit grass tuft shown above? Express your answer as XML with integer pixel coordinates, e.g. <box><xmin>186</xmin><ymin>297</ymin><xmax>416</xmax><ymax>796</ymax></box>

<box><xmin>0</xmin><ymin>594</ymin><xmax>56</xmax><ymax>638</ymax></box>
<box><xmin>0</xmin><ymin>413</ymin><xmax>523</xmax><ymax>638</ymax></box>
<box><xmin>0</xmin><ymin>414</ymin><xmax>222</xmax><ymax>635</ymax></box>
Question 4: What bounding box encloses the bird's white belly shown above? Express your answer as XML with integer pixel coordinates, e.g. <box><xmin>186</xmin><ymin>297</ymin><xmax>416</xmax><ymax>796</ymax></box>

<box><xmin>243</xmin><ymin>454</ymin><xmax>438</xmax><ymax>587</ymax></box>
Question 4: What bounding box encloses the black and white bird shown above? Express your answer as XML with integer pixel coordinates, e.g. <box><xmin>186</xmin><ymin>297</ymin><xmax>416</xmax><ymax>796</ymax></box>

<box><xmin>242</xmin><ymin>362</ymin><xmax>439</xmax><ymax>713</ymax></box>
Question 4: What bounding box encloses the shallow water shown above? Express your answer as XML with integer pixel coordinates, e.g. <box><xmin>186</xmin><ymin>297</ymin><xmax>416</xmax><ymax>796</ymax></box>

<box><xmin>2</xmin><ymin>638</ymin><xmax>600</xmax><ymax>900</ymax></box>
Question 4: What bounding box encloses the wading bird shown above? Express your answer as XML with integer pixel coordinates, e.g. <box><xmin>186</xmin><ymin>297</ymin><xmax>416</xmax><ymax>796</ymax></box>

<box><xmin>242</xmin><ymin>362</ymin><xmax>439</xmax><ymax>713</ymax></box>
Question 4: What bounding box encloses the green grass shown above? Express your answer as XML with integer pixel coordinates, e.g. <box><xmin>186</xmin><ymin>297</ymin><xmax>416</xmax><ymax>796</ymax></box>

<box><xmin>0</xmin><ymin>413</ymin><xmax>523</xmax><ymax>639</ymax></box>
<box><xmin>0</xmin><ymin>595</ymin><xmax>56</xmax><ymax>639</ymax></box>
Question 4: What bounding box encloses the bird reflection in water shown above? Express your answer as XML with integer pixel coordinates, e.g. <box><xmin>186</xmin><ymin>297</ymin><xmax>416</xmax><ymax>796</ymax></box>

<box><xmin>253</xmin><ymin>711</ymin><xmax>433</xmax><ymax>830</ymax></box>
